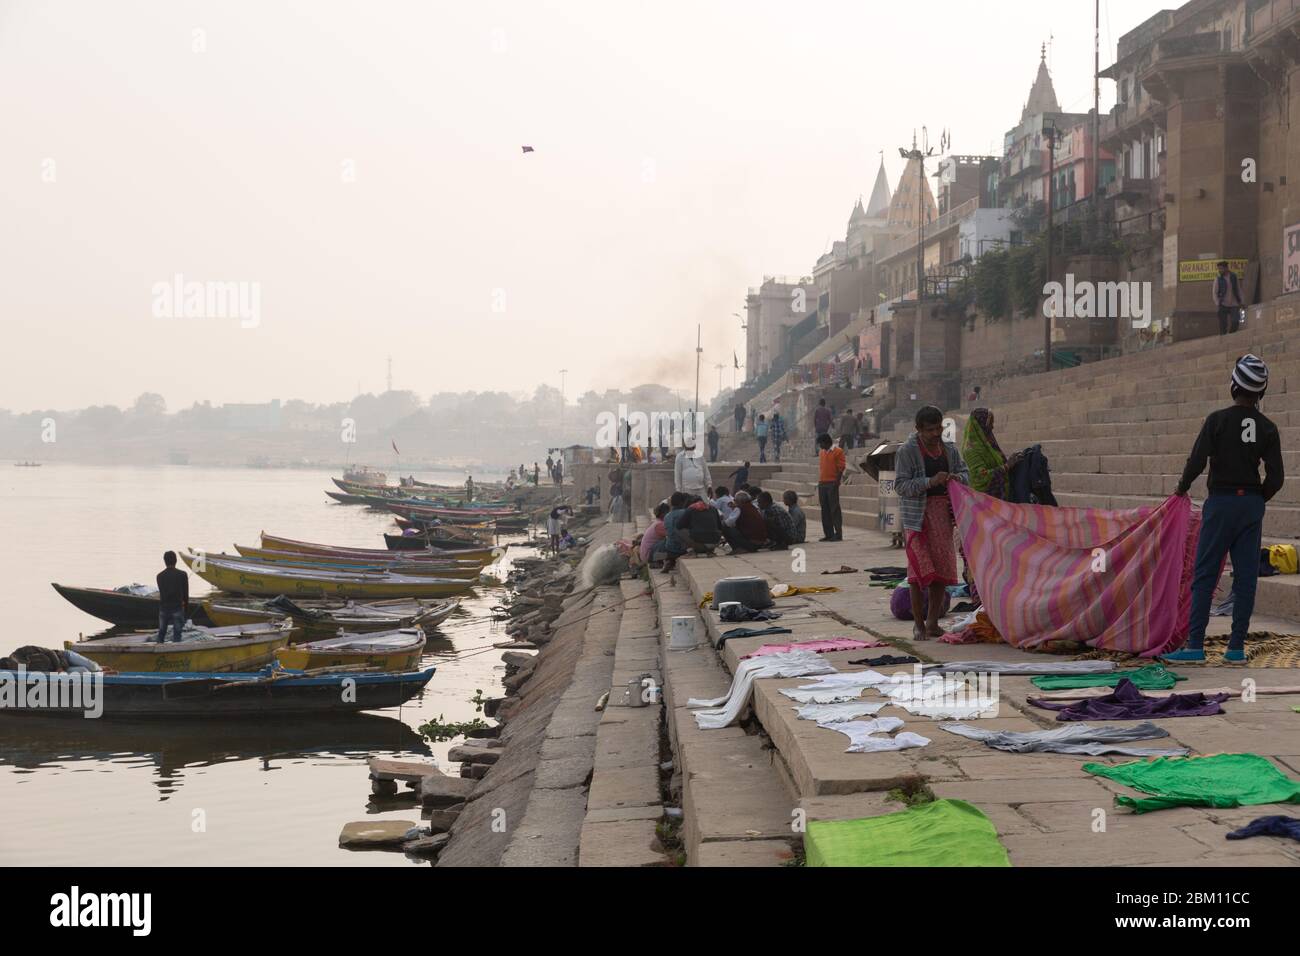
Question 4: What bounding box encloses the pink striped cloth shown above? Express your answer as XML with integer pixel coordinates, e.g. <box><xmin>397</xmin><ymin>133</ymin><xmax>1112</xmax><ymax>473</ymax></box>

<box><xmin>741</xmin><ymin>638</ymin><xmax>884</xmax><ymax>659</ymax></box>
<box><xmin>949</xmin><ymin>483</ymin><xmax>1199</xmax><ymax>656</ymax></box>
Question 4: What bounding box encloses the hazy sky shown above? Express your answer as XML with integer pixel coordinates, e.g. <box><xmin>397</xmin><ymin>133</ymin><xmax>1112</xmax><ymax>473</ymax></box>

<box><xmin>1</xmin><ymin>0</ymin><xmax>1172</xmax><ymax>413</ymax></box>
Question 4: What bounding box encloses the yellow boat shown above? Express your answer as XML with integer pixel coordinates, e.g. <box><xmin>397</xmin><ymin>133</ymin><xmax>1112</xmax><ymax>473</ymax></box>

<box><xmin>259</xmin><ymin>532</ymin><xmax>498</xmax><ymax>565</ymax></box>
<box><xmin>181</xmin><ymin>551</ymin><xmax>472</xmax><ymax>600</ymax></box>
<box><xmin>201</xmin><ymin>597</ymin><xmax>459</xmax><ymax>638</ymax></box>
<box><xmin>275</xmin><ymin>627</ymin><xmax>426</xmax><ymax>672</ymax></box>
<box><xmin>67</xmin><ymin>621</ymin><xmax>295</xmax><ymax>673</ymax></box>
<box><xmin>229</xmin><ymin>545</ymin><xmax>485</xmax><ymax>579</ymax></box>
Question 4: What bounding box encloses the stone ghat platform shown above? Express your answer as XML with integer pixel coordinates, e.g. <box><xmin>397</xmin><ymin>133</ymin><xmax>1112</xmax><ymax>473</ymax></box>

<box><xmin>646</xmin><ymin>522</ymin><xmax>1300</xmax><ymax>867</ymax></box>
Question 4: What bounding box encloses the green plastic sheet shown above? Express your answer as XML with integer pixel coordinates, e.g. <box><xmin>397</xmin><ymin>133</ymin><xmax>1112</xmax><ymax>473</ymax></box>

<box><xmin>804</xmin><ymin>799</ymin><xmax>1010</xmax><ymax>867</ymax></box>
<box><xmin>1030</xmin><ymin>663</ymin><xmax>1185</xmax><ymax>691</ymax></box>
<box><xmin>1084</xmin><ymin>753</ymin><xmax>1300</xmax><ymax>814</ymax></box>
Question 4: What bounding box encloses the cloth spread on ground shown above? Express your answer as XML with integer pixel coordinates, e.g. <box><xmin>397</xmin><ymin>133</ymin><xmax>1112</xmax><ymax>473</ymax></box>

<box><xmin>1083</xmin><ymin>753</ymin><xmax>1300</xmax><ymax>814</ymax></box>
<box><xmin>874</xmin><ymin>673</ymin><xmax>999</xmax><ymax>719</ymax></box>
<box><xmin>1200</xmin><ymin>633</ymin><xmax>1300</xmax><ymax>668</ymax></box>
<box><xmin>741</xmin><ymin>638</ymin><xmax>880</xmax><ymax>659</ymax></box>
<box><xmin>823</xmin><ymin>717</ymin><xmax>931</xmax><ymax>753</ymax></box>
<box><xmin>1030</xmin><ymin>663</ymin><xmax>1186</xmax><ymax>691</ymax></box>
<box><xmin>1030</xmin><ymin>678</ymin><xmax>1227</xmax><ymax>721</ymax></box>
<box><xmin>939</xmin><ymin>721</ymin><xmax>1189</xmax><ymax>757</ymax></box>
<box><xmin>794</xmin><ymin>700</ymin><xmax>888</xmax><ymax>725</ymax></box>
<box><xmin>1225</xmin><ymin>815</ymin><xmax>1300</xmax><ymax>842</ymax></box>
<box><xmin>949</xmin><ymin>482</ymin><xmax>1198</xmax><ymax>656</ymax></box>
<box><xmin>820</xmin><ymin>566</ymin><xmax>861</xmax><ymax>575</ymax></box>
<box><xmin>770</xmin><ymin>584</ymin><xmax>841</xmax><ymax>598</ymax></box>
<box><xmin>779</xmin><ymin>671</ymin><xmax>890</xmax><ymax>704</ymax></box>
<box><xmin>926</xmin><ymin>660</ymin><xmax>1116</xmax><ymax>676</ymax></box>
<box><xmin>715</xmin><ymin>626</ymin><xmax>792</xmax><ymax>647</ymax></box>
<box><xmin>686</xmin><ymin>651</ymin><xmax>835</xmax><ymax>729</ymax></box>
<box><xmin>804</xmin><ymin>799</ymin><xmax>1010</xmax><ymax>867</ymax></box>
<box><xmin>849</xmin><ymin>654</ymin><xmax>920</xmax><ymax>667</ymax></box>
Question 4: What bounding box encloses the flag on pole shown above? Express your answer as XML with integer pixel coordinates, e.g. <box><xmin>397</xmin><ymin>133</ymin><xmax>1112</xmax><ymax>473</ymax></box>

<box><xmin>733</xmin><ymin>351</ymin><xmax>739</xmax><ymax>369</ymax></box>
<box><xmin>392</xmin><ymin>440</ymin><xmax>400</xmax><ymax>454</ymax></box>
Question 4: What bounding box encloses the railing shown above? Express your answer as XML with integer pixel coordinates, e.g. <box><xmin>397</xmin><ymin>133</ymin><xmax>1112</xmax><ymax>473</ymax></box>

<box><xmin>1156</xmin><ymin>32</ymin><xmax>1223</xmax><ymax>62</ymax></box>
<box><xmin>876</xmin><ymin>197</ymin><xmax>979</xmax><ymax>263</ymax></box>
<box><xmin>1248</xmin><ymin>0</ymin><xmax>1300</xmax><ymax>38</ymax></box>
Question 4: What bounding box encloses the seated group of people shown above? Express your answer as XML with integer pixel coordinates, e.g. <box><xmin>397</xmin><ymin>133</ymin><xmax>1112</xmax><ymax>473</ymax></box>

<box><xmin>633</xmin><ymin>484</ymin><xmax>807</xmax><ymax>571</ymax></box>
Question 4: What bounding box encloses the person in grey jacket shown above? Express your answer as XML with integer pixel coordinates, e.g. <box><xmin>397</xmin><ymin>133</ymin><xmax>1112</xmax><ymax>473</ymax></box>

<box><xmin>895</xmin><ymin>405</ymin><xmax>969</xmax><ymax>640</ymax></box>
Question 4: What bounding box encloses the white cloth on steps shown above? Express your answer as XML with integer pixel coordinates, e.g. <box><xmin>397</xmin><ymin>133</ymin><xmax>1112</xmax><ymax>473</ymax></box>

<box><xmin>794</xmin><ymin>700</ymin><xmax>887</xmax><ymax>725</ymax></box>
<box><xmin>822</xmin><ymin>717</ymin><xmax>931</xmax><ymax>753</ymax></box>
<box><xmin>686</xmin><ymin>650</ymin><xmax>836</xmax><ymax>730</ymax></box>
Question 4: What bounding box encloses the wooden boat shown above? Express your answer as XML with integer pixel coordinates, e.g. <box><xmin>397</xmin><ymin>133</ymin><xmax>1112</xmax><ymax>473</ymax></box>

<box><xmin>181</xmin><ymin>551</ymin><xmax>473</xmax><ymax>599</ymax></box>
<box><xmin>223</xmin><ymin>547</ymin><xmax>485</xmax><ymax>579</ymax></box>
<box><xmin>260</xmin><ymin>532</ymin><xmax>498</xmax><ymax>563</ymax></box>
<box><xmin>202</xmin><ymin>596</ymin><xmax>459</xmax><ymax>637</ymax></box>
<box><xmin>391</xmin><ymin>517</ymin><xmax>495</xmax><ymax>542</ymax></box>
<box><xmin>232</xmin><ymin>546</ymin><xmax>483</xmax><ymax>574</ymax></box>
<box><xmin>387</xmin><ymin>500</ymin><xmax>518</xmax><ymax>518</ymax></box>
<box><xmin>51</xmin><ymin>583</ymin><xmax>215</xmax><ymax>628</ymax></box>
<box><xmin>66</xmin><ymin>621</ymin><xmax>295</xmax><ymax>673</ymax></box>
<box><xmin>0</xmin><ymin>665</ymin><xmax>435</xmax><ymax>717</ymax></box>
<box><xmin>276</xmin><ymin>627</ymin><xmax>426</xmax><ymax>671</ymax></box>
<box><xmin>325</xmin><ymin>490</ymin><xmax>373</xmax><ymax>505</ymax></box>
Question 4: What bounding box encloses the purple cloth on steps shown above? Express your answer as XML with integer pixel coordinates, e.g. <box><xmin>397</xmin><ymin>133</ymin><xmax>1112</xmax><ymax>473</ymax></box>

<box><xmin>1028</xmin><ymin>678</ymin><xmax>1228</xmax><ymax>722</ymax></box>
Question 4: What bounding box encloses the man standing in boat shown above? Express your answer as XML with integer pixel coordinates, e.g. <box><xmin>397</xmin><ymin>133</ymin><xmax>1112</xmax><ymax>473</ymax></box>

<box><xmin>155</xmin><ymin>550</ymin><xmax>189</xmax><ymax>643</ymax></box>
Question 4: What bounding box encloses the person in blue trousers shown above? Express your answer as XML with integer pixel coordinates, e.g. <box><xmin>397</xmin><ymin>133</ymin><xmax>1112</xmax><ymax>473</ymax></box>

<box><xmin>1167</xmin><ymin>355</ymin><xmax>1284</xmax><ymax>663</ymax></box>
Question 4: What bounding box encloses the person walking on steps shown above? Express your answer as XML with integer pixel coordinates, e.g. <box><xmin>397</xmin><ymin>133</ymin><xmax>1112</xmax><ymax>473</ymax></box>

<box><xmin>770</xmin><ymin>411</ymin><xmax>786</xmax><ymax>462</ymax></box>
<box><xmin>816</xmin><ymin>433</ymin><xmax>846</xmax><ymax>542</ymax></box>
<box><xmin>755</xmin><ymin>414</ymin><xmax>769</xmax><ymax>463</ymax></box>
<box><xmin>1168</xmin><ymin>354</ymin><xmax>1284</xmax><ymax>664</ymax></box>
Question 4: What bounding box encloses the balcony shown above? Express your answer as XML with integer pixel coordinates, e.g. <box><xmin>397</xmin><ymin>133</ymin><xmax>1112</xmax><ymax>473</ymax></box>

<box><xmin>1109</xmin><ymin>172</ymin><xmax>1154</xmax><ymax>203</ymax></box>
<box><xmin>1247</xmin><ymin>0</ymin><xmax>1300</xmax><ymax>39</ymax></box>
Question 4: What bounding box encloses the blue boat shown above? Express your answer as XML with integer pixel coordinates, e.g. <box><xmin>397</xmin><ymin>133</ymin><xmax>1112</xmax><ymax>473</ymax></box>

<box><xmin>0</xmin><ymin>665</ymin><xmax>435</xmax><ymax>718</ymax></box>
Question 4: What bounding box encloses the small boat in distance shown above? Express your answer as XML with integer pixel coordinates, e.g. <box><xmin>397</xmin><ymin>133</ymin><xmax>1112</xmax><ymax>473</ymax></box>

<box><xmin>13</xmin><ymin>461</ymin><xmax>42</xmax><ymax>467</ymax></box>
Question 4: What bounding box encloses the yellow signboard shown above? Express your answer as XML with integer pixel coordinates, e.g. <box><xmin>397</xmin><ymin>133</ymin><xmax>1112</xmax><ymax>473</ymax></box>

<box><xmin>1179</xmin><ymin>259</ymin><xmax>1246</xmax><ymax>282</ymax></box>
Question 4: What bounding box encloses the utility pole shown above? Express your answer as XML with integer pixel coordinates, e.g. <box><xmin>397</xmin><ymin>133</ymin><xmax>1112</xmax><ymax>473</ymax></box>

<box><xmin>1093</xmin><ymin>0</ymin><xmax>1101</xmax><ymax>240</ymax></box>
<box><xmin>693</xmin><ymin>324</ymin><xmax>702</xmax><ymax>441</ymax></box>
<box><xmin>559</xmin><ymin>368</ymin><xmax>568</xmax><ymax>438</ymax></box>
<box><xmin>1044</xmin><ymin>118</ymin><xmax>1057</xmax><ymax>374</ymax></box>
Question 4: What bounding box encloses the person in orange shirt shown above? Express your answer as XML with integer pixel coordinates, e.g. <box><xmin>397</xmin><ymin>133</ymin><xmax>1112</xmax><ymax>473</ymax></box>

<box><xmin>817</xmin><ymin>433</ymin><xmax>847</xmax><ymax>541</ymax></box>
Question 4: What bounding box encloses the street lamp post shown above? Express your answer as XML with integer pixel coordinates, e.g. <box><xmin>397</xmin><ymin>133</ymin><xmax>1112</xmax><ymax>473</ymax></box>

<box><xmin>1043</xmin><ymin>118</ymin><xmax>1058</xmax><ymax>373</ymax></box>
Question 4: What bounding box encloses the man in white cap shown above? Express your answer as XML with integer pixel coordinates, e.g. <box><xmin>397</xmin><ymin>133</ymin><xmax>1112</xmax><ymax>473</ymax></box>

<box><xmin>674</xmin><ymin>436</ymin><xmax>712</xmax><ymax>500</ymax></box>
<box><xmin>1170</xmin><ymin>354</ymin><xmax>1285</xmax><ymax>663</ymax></box>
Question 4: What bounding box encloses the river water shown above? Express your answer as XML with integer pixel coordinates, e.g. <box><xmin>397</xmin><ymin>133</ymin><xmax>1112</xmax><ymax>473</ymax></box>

<box><xmin>0</xmin><ymin>463</ymin><xmax>531</xmax><ymax>866</ymax></box>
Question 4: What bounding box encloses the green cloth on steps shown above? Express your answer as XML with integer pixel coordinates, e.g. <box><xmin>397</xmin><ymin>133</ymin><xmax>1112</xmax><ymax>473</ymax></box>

<box><xmin>1030</xmin><ymin>663</ymin><xmax>1186</xmax><ymax>691</ymax></box>
<box><xmin>1084</xmin><ymin>753</ymin><xmax>1300</xmax><ymax>814</ymax></box>
<box><xmin>804</xmin><ymin>799</ymin><xmax>1010</xmax><ymax>867</ymax></box>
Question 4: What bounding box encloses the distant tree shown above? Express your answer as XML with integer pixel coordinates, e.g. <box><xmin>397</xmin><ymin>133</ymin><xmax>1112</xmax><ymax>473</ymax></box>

<box><xmin>131</xmin><ymin>392</ymin><xmax>167</xmax><ymax>417</ymax></box>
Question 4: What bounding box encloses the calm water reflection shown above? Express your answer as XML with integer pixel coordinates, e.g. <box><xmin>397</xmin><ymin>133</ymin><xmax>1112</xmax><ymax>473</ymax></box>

<box><xmin>0</xmin><ymin>464</ymin><xmax>528</xmax><ymax>865</ymax></box>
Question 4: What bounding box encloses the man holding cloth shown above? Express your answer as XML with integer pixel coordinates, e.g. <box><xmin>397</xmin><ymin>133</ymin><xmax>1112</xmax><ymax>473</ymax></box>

<box><xmin>1168</xmin><ymin>354</ymin><xmax>1284</xmax><ymax>663</ymax></box>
